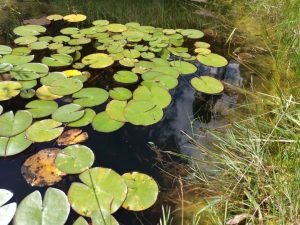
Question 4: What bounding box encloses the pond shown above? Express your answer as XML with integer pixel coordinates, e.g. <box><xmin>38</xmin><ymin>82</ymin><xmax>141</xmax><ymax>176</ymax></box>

<box><xmin>0</xmin><ymin>1</ymin><xmax>244</xmax><ymax>224</ymax></box>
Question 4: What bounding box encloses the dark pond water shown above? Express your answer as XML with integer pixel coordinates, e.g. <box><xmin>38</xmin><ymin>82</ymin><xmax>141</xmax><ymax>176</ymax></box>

<box><xmin>0</xmin><ymin>1</ymin><xmax>242</xmax><ymax>224</ymax></box>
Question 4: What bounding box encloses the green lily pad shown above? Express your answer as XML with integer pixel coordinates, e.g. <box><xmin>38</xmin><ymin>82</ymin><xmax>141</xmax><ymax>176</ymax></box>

<box><xmin>82</xmin><ymin>53</ymin><xmax>114</xmax><ymax>69</ymax></box>
<box><xmin>106</xmin><ymin>100</ymin><xmax>127</xmax><ymax>122</ymax></box>
<box><xmin>0</xmin><ymin>105</ymin><xmax>2</xmax><ymax>115</ymax></box>
<box><xmin>194</xmin><ymin>41</ymin><xmax>210</xmax><ymax>48</ymax></box>
<box><xmin>122</xmin><ymin>49</ymin><xmax>140</xmax><ymax>59</ymax></box>
<box><xmin>47</xmin><ymin>14</ymin><xmax>63</xmax><ymax>21</ymax></box>
<box><xmin>26</xmin><ymin>100</ymin><xmax>58</xmax><ymax>118</ymax></box>
<box><xmin>60</xmin><ymin>27</ymin><xmax>80</xmax><ymax>35</ymax></box>
<box><xmin>195</xmin><ymin>48</ymin><xmax>211</xmax><ymax>55</ymax></box>
<box><xmin>68</xmin><ymin>109</ymin><xmax>96</xmax><ymax>127</ymax></box>
<box><xmin>151</xmin><ymin>66</ymin><xmax>180</xmax><ymax>78</ymax></box>
<box><xmin>10</xmin><ymin>63</ymin><xmax>49</xmax><ymax>81</ymax></box>
<box><xmin>180</xmin><ymin>29</ymin><xmax>204</xmax><ymax>39</ymax></box>
<box><xmin>69</xmin><ymin>38</ymin><xmax>91</xmax><ymax>46</ymax></box>
<box><xmin>40</xmin><ymin>72</ymin><xmax>83</xmax><ymax>95</ymax></box>
<box><xmin>122</xmin><ymin>172</ymin><xmax>159</xmax><ymax>211</ymax></box>
<box><xmin>113</xmin><ymin>71</ymin><xmax>138</xmax><ymax>84</ymax></box>
<box><xmin>29</xmin><ymin>41</ymin><xmax>49</xmax><ymax>50</ymax></box>
<box><xmin>26</xmin><ymin>119</ymin><xmax>64</xmax><ymax>142</ymax></box>
<box><xmin>0</xmin><ymin>81</ymin><xmax>22</xmax><ymax>101</ymax></box>
<box><xmin>14</xmin><ymin>36</ymin><xmax>38</xmax><ymax>45</ymax></box>
<box><xmin>39</xmin><ymin>36</ymin><xmax>53</xmax><ymax>42</ymax></box>
<box><xmin>20</xmin><ymin>89</ymin><xmax>35</xmax><ymax>99</ymax></box>
<box><xmin>133</xmin><ymin>85</ymin><xmax>171</xmax><ymax>108</ymax></box>
<box><xmin>42</xmin><ymin>53</ymin><xmax>73</xmax><ymax>67</ymax></box>
<box><xmin>13</xmin><ymin>188</ymin><xmax>70</xmax><ymax>225</ymax></box>
<box><xmin>141</xmin><ymin>52</ymin><xmax>155</xmax><ymax>59</ymax></box>
<box><xmin>64</xmin><ymin>14</ymin><xmax>87</xmax><ymax>23</ymax></box>
<box><xmin>141</xmin><ymin>75</ymin><xmax>178</xmax><ymax>90</ymax></box>
<box><xmin>73</xmin><ymin>217</ymin><xmax>89</xmax><ymax>225</ymax></box>
<box><xmin>106</xmin><ymin>23</ymin><xmax>127</xmax><ymax>33</ymax></box>
<box><xmin>124</xmin><ymin>100</ymin><xmax>163</xmax><ymax>126</ymax></box>
<box><xmin>52</xmin><ymin>104</ymin><xmax>84</xmax><ymax>123</ymax></box>
<box><xmin>0</xmin><ymin>189</ymin><xmax>16</xmax><ymax>225</ymax></box>
<box><xmin>93</xmin><ymin>20</ymin><xmax>110</xmax><ymax>26</ymax></box>
<box><xmin>72</xmin><ymin>88</ymin><xmax>109</xmax><ymax>107</ymax></box>
<box><xmin>0</xmin><ymin>54</ymin><xmax>34</xmax><ymax>65</ymax></box>
<box><xmin>36</xmin><ymin>85</ymin><xmax>63</xmax><ymax>100</ymax></box>
<box><xmin>13</xmin><ymin>25</ymin><xmax>46</xmax><ymax>36</ymax></box>
<box><xmin>141</xmin><ymin>71</ymin><xmax>164</xmax><ymax>80</ymax></box>
<box><xmin>92</xmin><ymin>112</ymin><xmax>125</xmax><ymax>133</ymax></box>
<box><xmin>19</xmin><ymin>80</ymin><xmax>37</xmax><ymax>90</ymax></box>
<box><xmin>0</xmin><ymin>110</ymin><xmax>32</xmax><ymax>137</ymax></box>
<box><xmin>119</xmin><ymin>57</ymin><xmax>138</xmax><ymax>67</ymax></box>
<box><xmin>0</xmin><ymin>63</ymin><xmax>13</xmax><ymax>73</ymax></box>
<box><xmin>191</xmin><ymin>76</ymin><xmax>224</xmax><ymax>94</ymax></box>
<box><xmin>0</xmin><ymin>131</ymin><xmax>32</xmax><ymax>156</ymax></box>
<box><xmin>55</xmin><ymin>144</ymin><xmax>94</xmax><ymax>174</ymax></box>
<box><xmin>109</xmin><ymin>87</ymin><xmax>132</xmax><ymax>101</ymax></box>
<box><xmin>57</xmin><ymin>46</ymin><xmax>76</xmax><ymax>54</ymax></box>
<box><xmin>11</xmin><ymin>47</ymin><xmax>31</xmax><ymax>56</ymax></box>
<box><xmin>0</xmin><ymin>45</ymin><xmax>12</xmax><ymax>55</ymax></box>
<box><xmin>197</xmin><ymin>53</ymin><xmax>228</xmax><ymax>67</ymax></box>
<box><xmin>48</xmin><ymin>43</ymin><xmax>63</xmax><ymax>50</ymax></box>
<box><xmin>107</xmin><ymin>45</ymin><xmax>124</xmax><ymax>54</ymax></box>
<box><xmin>53</xmin><ymin>35</ymin><xmax>71</xmax><ymax>43</ymax></box>
<box><xmin>170</xmin><ymin>61</ymin><xmax>197</xmax><ymax>75</ymax></box>
<box><xmin>91</xmin><ymin>211</ymin><xmax>119</xmax><ymax>225</ymax></box>
<box><xmin>68</xmin><ymin>167</ymin><xmax>127</xmax><ymax>216</ymax></box>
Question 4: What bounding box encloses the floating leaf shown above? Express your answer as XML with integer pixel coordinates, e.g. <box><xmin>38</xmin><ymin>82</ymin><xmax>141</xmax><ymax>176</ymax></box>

<box><xmin>52</xmin><ymin>104</ymin><xmax>84</xmax><ymax>123</ymax></box>
<box><xmin>10</xmin><ymin>63</ymin><xmax>49</xmax><ymax>81</ymax></box>
<box><xmin>113</xmin><ymin>70</ymin><xmax>138</xmax><ymax>84</ymax></box>
<box><xmin>63</xmin><ymin>69</ymin><xmax>82</xmax><ymax>77</ymax></box>
<box><xmin>191</xmin><ymin>76</ymin><xmax>224</xmax><ymax>94</ymax></box>
<box><xmin>0</xmin><ymin>110</ymin><xmax>32</xmax><ymax>137</ymax></box>
<box><xmin>19</xmin><ymin>80</ymin><xmax>37</xmax><ymax>90</ymax></box>
<box><xmin>36</xmin><ymin>85</ymin><xmax>63</xmax><ymax>100</ymax></box>
<box><xmin>122</xmin><ymin>172</ymin><xmax>159</xmax><ymax>211</ymax></box>
<box><xmin>122</xmin><ymin>49</ymin><xmax>140</xmax><ymax>59</ymax></box>
<box><xmin>106</xmin><ymin>100</ymin><xmax>127</xmax><ymax>122</ymax></box>
<box><xmin>180</xmin><ymin>29</ymin><xmax>204</xmax><ymax>39</ymax></box>
<box><xmin>0</xmin><ymin>45</ymin><xmax>12</xmax><ymax>55</ymax></box>
<box><xmin>14</xmin><ymin>36</ymin><xmax>38</xmax><ymax>45</ymax></box>
<box><xmin>124</xmin><ymin>100</ymin><xmax>163</xmax><ymax>126</ymax></box>
<box><xmin>64</xmin><ymin>14</ymin><xmax>87</xmax><ymax>23</ymax></box>
<box><xmin>57</xmin><ymin>129</ymin><xmax>88</xmax><ymax>146</ymax></box>
<box><xmin>0</xmin><ymin>189</ymin><xmax>16</xmax><ymax>225</ymax></box>
<box><xmin>47</xmin><ymin>14</ymin><xmax>63</xmax><ymax>21</ymax></box>
<box><xmin>93</xmin><ymin>20</ymin><xmax>110</xmax><ymax>26</ymax></box>
<box><xmin>197</xmin><ymin>53</ymin><xmax>228</xmax><ymax>67</ymax></box>
<box><xmin>106</xmin><ymin>24</ymin><xmax>127</xmax><ymax>33</ymax></box>
<box><xmin>195</xmin><ymin>48</ymin><xmax>211</xmax><ymax>55</ymax></box>
<box><xmin>82</xmin><ymin>53</ymin><xmax>114</xmax><ymax>69</ymax></box>
<box><xmin>13</xmin><ymin>25</ymin><xmax>46</xmax><ymax>36</ymax></box>
<box><xmin>151</xmin><ymin>66</ymin><xmax>180</xmax><ymax>78</ymax></box>
<box><xmin>141</xmin><ymin>75</ymin><xmax>178</xmax><ymax>90</ymax></box>
<box><xmin>119</xmin><ymin>57</ymin><xmax>138</xmax><ymax>67</ymax></box>
<box><xmin>194</xmin><ymin>41</ymin><xmax>210</xmax><ymax>48</ymax></box>
<box><xmin>0</xmin><ymin>131</ymin><xmax>32</xmax><ymax>156</ymax></box>
<box><xmin>0</xmin><ymin>54</ymin><xmax>34</xmax><ymax>65</ymax></box>
<box><xmin>25</xmin><ymin>100</ymin><xmax>58</xmax><ymax>118</ymax></box>
<box><xmin>0</xmin><ymin>81</ymin><xmax>22</xmax><ymax>101</ymax></box>
<box><xmin>109</xmin><ymin>87</ymin><xmax>132</xmax><ymax>101</ymax></box>
<box><xmin>14</xmin><ymin>188</ymin><xmax>70</xmax><ymax>225</ymax></box>
<box><xmin>133</xmin><ymin>85</ymin><xmax>171</xmax><ymax>108</ymax></box>
<box><xmin>60</xmin><ymin>27</ymin><xmax>80</xmax><ymax>35</ymax></box>
<box><xmin>57</xmin><ymin>46</ymin><xmax>76</xmax><ymax>54</ymax></box>
<box><xmin>72</xmin><ymin>88</ymin><xmax>109</xmax><ymax>107</ymax></box>
<box><xmin>170</xmin><ymin>61</ymin><xmax>197</xmax><ymax>75</ymax></box>
<box><xmin>11</xmin><ymin>47</ymin><xmax>31</xmax><ymax>56</ymax></box>
<box><xmin>68</xmin><ymin>109</ymin><xmax>96</xmax><ymax>128</ymax></box>
<box><xmin>20</xmin><ymin>89</ymin><xmax>35</xmax><ymax>99</ymax></box>
<box><xmin>69</xmin><ymin>38</ymin><xmax>91</xmax><ymax>46</ymax></box>
<box><xmin>92</xmin><ymin>211</ymin><xmax>119</xmax><ymax>225</ymax></box>
<box><xmin>21</xmin><ymin>149</ymin><xmax>66</xmax><ymax>187</ymax></box>
<box><xmin>68</xmin><ymin>167</ymin><xmax>127</xmax><ymax>216</ymax></box>
<box><xmin>53</xmin><ymin>35</ymin><xmax>71</xmax><ymax>43</ymax></box>
<box><xmin>92</xmin><ymin>112</ymin><xmax>125</xmax><ymax>133</ymax></box>
<box><xmin>141</xmin><ymin>52</ymin><xmax>155</xmax><ymax>59</ymax></box>
<box><xmin>73</xmin><ymin>217</ymin><xmax>89</xmax><ymax>225</ymax></box>
<box><xmin>0</xmin><ymin>63</ymin><xmax>13</xmax><ymax>73</ymax></box>
<box><xmin>0</xmin><ymin>105</ymin><xmax>2</xmax><ymax>115</ymax></box>
<box><xmin>42</xmin><ymin>53</ymin><xmax>73</xmax><ymax>67</ymax></box>
<box><xmin>29</xmin><ymin>41</ymin><xmax>49</xmax><ymax>50</ymax></box>
<box><xmin>55</xmin><ymin>144</ymin><xmax>94</xmax><ymax>174</ymax></box>
<box><xmin>26</xmin><ymin>119</ymin><xmax>64</xmax><ymax>142</ymax></box>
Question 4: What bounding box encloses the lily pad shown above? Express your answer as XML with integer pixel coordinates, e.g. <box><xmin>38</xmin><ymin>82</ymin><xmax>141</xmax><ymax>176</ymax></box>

<box><xmin>57</xmin><ymin>46</ymin><xmax>76</xmax><ymax>54</ymax></box>
<box><xmin>0</xmin><ymin>81</ymin><xmax>22</xmax><ymax>101</ymax></box>
<box><xmin>69</xmin><ymin>38</ymin><xmax>91</xmax><ymax>46</ymax></box>
<box><xmin>36</xmin><ymin>85</ymin><xmax>63</xmax><ymax>100</ymax></box>
<box><xmin>197</xmin><ymin>53</ymin><xmax>228</xmax><ymax>67</ymax></box>
<box><xmin>14</xmin><ymin>188</ymin><xmax>70</xmax><ymax>225</ymax></box>
<box><xmin>180</xmin><ymin>29</ymin><xmax>204</xmax><ymax>39</ymax></box>
<box><xmin>64</xmin><ymin>14</ymin><xmax>87</xmax><ymax>23</ymax></box>
<box><xmin>141</xmin><ymin>75</ymin><xmax>178</xmax><ymax>90</ymax></box>
<box><xmin>68</xmin><ymin>108</ymin><xmax>96</xmax><ymax>128</ymax></box>
<box><xmin>29</xmin><ymin>41</ymin><xmax>49</xmax><ymax>50</ymax></box>
<box><xmin>170</xmin><ymin>61</ymin><xmax>197</xmax><ymax>75</ymax></box>
<box><xmin>42</xmin><ymin>53</ymin><xmax>73</xmax><ymax>67</ymax></box>
<box><xmin>47</xmin><ymin>14</ymin><xmax>63</xmax><ymax>21</ymax></box>
<box><xmin>122</xmin><ymin>172</ymin><xmax>159</xmax><ymax>211</ymax></box>
<box><xmin>0</xmin><ymin>105</ymin><xmax>2</xmax><ymax>115</ymax></box>
<box><xmin>10</xmin><ymin>63</ymin><xmax>49</xmax><ymax>81</ymax></box>
<box><xmin>13</xmin><ymin>25</ymin><xmax>46</xmax><ymax>36</ymax></box>
<box><xmin>119</xmin><ymin>57</ymin><xmax>138</xmax><ymax>67</ymax></box>
<box><xmin>72</xmin><ymin>88</ymin><xmax>109</xmax><ymax>107</ymax></box>
<box><xmin>0</xmin><ymin>131</ymin><xmax>32</xmax><ymax>156</ymax></box>
<box><xmin>92</xmin><ymin>112</ymin><xmax>125</xmax><ymax>133</ymax></box>
<box><xmin>0</xmin><ymin>54</ymin><xmax>34</xmax><ymax>65</ymax></box>
<box><xmin>21</xmin><ymin>149</ymin><xmax>66</xmax><ymax>187</ymax></box>
<box><xmin>60</xmin><ymin>27</ymin><xmax>80</xmax><ymax>35</ymax></box>
<box><xmin>19</xmin><ymin>80</ymin><xmax>37</xmax><ymax>90</ymax></box>
<box><xmin>0</xmin><ymin>45</ymin><xmax>12</xmax><ymax>55</ymax></box>
<box><xmin>14</xmin><ymin>36</ymin><xmax>38</xmax><ymax>45</ymax></box>
<box><xmin>26</xmin><ymin>119</ymin><xmax>64</xmax><ymax>142</ymax></box>
<box><xmin>124</xmin><ymin>100</ymin><xmax>163</xmax><ymax>126</ymax></box>
<box><xmin>191</xmin><ymin>76</ymin><xmax>224</xmax><ymax>94</ymax></box>
<box><xmin>53</xmin><ymin>35</ymin><xmax>71</xmax><ymax>43</ymax></box>
<box><xmin>55</xmin><ymin>144</ymin><xmax>94</xmax><ymax>174</ymax></box>
<box><xmin>57</xmin><ymin>129</ymin><xmax>88</xmax><ymax>146</ymax></box>
<box><xmin>25</xmin><ymin>100</ymin><xmax>58</xmax><ymax>118</ymax></box>
<box><xmin>106</xmin><ymin>100</ymin><xmax>127</xmax><ymax>122</ymax></box>
<box><xmin>92</xmin><ymin>211</ymin><xmax>119</xmax><ymax>225</ymax></box>
<box><xmin>0</xmin><ymin>189</ymin><xmax>16</xmax><ymax>225</ymax></box>
<box><xmin>113</xmin><ymin>71</ymin><xmax>138</xmax><ymax>84</ymax></box>
<box><xmin>106</xmin><ymin>23</ymin><xmax>127</xmax><ymax>33</ymax></box>
<box><xmin>133</xmin><ymin>85</ymin><xmax>171</xmax><ymax>108</ymax></box>
<box><xmin>109</xmin><ymin>87</ymin><xmax>132</xmax><ymax>101</ymax></box>
<box><xmin>0</xmin><ymin>110</ymin><xmax>32</xmax><ymax>137</ymax></box>
<box><xmin>20</xmin><ymin>89</ymin><xmax>35</xmax><ymax>99</ymax></box>
<box><xmin>122</xmin><ymin>49</ymin><xmax>140</xmax><ymax>59</ymax></box>
<box><xmin>68</xmin><ymin>167</ymin><xmax>127</xmax><ymax>216</ymax></box>
<box><xmin>11</xmin><ymin>47</ymin><xmax>31</xmax><ymax>56</ymax></box>
<box><xmin>73</xmin><ymin>217</ymin><xmax>89</xmax><ymax>225</ymax></box>
<box><xmin>52</xmin><ymin>104</ymin><xmax>84</xmax><ymax>123</ymax></box>
<box><xmin>0</xmin><ymin>63</ymin><xmax>13</xmax><ymax>73</ymax></box>
<box><xmin>93</xmin><ymin>20</ymin><xmax>109</xmax><ymax>26</ymax></box>
<box><xmin>82</xmin><ymin>53</ymin><xmax>114</xmax><ymax>69</ymax></box>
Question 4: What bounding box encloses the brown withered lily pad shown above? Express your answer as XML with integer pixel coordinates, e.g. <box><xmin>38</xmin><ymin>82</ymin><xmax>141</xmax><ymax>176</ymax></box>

<box><xmin>57</xmin><ymin>129</ymin><xmax>88</xmax><ymax>146</ymax></box>
<box><xmin>21</xmin><ymin>148</ymin><xmax>66</xmax><ymax>187</ymax></box>
<box><xmin>23</xmin><ymin>17</ymin><xmax>51</xmax><ymax>26</ymax></box>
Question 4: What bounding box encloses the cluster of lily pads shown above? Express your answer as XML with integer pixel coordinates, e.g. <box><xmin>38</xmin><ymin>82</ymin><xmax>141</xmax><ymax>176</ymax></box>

<box><xmin>0</xmin><ymin>13</ymin><xmax>228</xmax><ymax>224</ymax></box>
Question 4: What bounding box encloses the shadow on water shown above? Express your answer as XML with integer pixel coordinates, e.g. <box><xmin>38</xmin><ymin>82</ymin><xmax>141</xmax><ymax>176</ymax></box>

<box><xmin>0</xmin><ymin>0</ymin><xmax>243</xmax><ymax>224</ymax></box>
